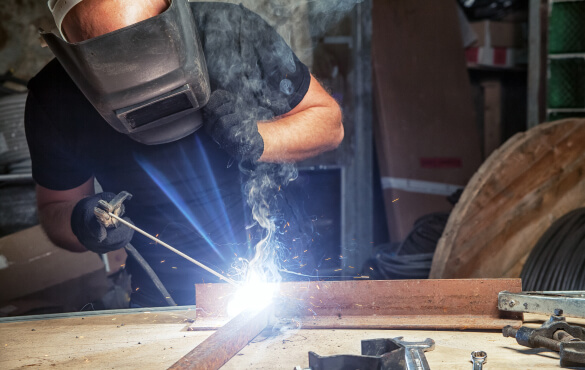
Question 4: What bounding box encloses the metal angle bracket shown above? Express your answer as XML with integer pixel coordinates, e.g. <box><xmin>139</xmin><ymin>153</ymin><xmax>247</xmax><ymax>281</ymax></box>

<box><xmin>498</xmin><ymin>291</ymin><xmax>585</xmax><ymax>318</ymax></box>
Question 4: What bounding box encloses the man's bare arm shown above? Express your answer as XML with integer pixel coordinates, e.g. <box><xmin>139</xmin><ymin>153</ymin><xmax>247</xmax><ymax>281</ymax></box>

<box><xmin>36</xmin><ymin>177</ymin><xmax>95</xmax><ymax>252</ymax></box>
<box><xmin>257</xmin><ymin>74</ymin><xmax>344</xmax><ymax>163</ymax></box>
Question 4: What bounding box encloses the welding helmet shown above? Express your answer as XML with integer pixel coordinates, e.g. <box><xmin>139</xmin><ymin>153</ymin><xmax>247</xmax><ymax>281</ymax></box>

<box><xmin>41</xmin><ymin>0</ymin><xmax>210</xmax><ymax>145</ymax></box>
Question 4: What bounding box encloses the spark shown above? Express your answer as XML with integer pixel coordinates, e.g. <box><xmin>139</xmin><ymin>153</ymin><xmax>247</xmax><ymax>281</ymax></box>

<box><xmin>334</xmin><ymin>269</ymin><xmax>342</xmax><ymax>271</ymax></box>
<box><xmin>392</xmin><ymin>198</ymin><xmax>399</xmax><ymax>202</ymax></box>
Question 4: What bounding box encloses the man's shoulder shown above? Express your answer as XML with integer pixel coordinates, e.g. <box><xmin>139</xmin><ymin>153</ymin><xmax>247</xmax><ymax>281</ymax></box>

<box><xmin>190</xmin><ymin>1</ymin><xmax>266</xmax><ymax>27</ymax></box>
<box><xmin>28</xmin><ymin>58</ymin><xmax>74</xmax><ymax>95</ymax></box>
<box><xmin>190</xmin><ymin>1</ymin><xmax>250</xmax><ymax>15</ymax></box>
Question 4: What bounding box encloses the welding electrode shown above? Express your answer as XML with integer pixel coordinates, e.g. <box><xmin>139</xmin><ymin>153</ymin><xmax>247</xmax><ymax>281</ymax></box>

<box><xmin>107</xmin><ymin>212</ymin><xmax>239</xmax><ymax>287</ymax></box>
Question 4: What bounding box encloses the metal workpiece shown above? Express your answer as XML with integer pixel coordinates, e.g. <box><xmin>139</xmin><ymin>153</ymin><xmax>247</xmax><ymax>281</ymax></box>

<box><xmin>303</xmin><ymin>337</ymin><xmax>435</xmax><ymax>370</ymax></box>
<box><xmin>169</xmin><ymin>304</ymin><xmax>274</xmax><ymax>370</ymax></box>
<box><xmin>498</xmin><ymin>291</ymin><xmax>585</xmax><ymax>318</ymax></box>
<box><xmin>502</xmin><ymin>313</ymin><xmax>585</xmax><ymax>367</ymax></box>
<box><xmin>470</xmin><ymin>351</ymin><xmax>487</xmax><ymax>370</ymax></box>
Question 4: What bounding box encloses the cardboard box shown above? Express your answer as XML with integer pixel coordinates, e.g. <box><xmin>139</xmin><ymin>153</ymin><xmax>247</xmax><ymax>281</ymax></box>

<box><xmin>466</xmin><ymin>21</ymin><xmax>525</xmax><ymax>68</ymax></box>
<box><xmin>471</xmin><ymin>21</ymin><xmax>523</xmax><ymax>48</ymax></box>
<box><xmin>0</xmin><ymin>225</ymin><xmax>107</xmax><ymax>309</ymax></box>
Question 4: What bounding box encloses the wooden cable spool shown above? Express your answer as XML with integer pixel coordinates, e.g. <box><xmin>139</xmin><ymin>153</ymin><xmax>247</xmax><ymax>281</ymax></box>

<box><xmin>430</xmin><ymin>118</ymin><xmax>585</xmax><ymax>279</ymax></box>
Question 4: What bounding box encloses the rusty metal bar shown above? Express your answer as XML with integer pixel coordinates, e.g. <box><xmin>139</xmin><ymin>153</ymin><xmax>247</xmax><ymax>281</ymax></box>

<box><xmin>169</xmin><ymin>304</ymin><xmax>273</xmax><ymax>370</ymax></box>
<box><xmin>193</xmin><ymin>279</ymin><xmax>523</xmax><ymax>330</ymax></box>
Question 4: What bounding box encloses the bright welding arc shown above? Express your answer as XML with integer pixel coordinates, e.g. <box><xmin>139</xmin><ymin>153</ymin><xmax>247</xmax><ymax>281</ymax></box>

<box><xmin>107</xmin><ymin>212</ymin><xmax>239</xmax><ymax>287</ymax></box>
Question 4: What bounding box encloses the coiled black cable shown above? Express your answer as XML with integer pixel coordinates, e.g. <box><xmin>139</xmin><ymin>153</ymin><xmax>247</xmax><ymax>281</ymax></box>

<box><xmin>520</xmin><ymin>207</ymin><xmax>585</xmax><ymax>291</ymax></box>
<box><xmin>363</xmin><ymin>212</ymin><xmax>449</xmax><ymax>279</ymax></box>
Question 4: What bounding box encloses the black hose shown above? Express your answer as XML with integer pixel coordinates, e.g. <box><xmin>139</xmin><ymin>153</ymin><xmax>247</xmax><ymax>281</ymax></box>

<box><xmin>124</xmin><ymin>243</ymin><xmax>177</xmax><ymax>306</ymax></box>
<box><xmin>363</xmin><ymin>212</ymin><xmax>449</xmax><ymax>279</ymax></box>
<box><xmin>520</xmin><ymin>208</ymin><xmax>585</xmax><ymax>291</ymax></box>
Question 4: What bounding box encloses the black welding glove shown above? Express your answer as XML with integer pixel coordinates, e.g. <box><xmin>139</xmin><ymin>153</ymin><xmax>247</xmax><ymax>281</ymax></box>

<box><xmin>71</xmin><ymin>192</ymin><xmax>134</xmax><ymax>254</ymax></box>
<box><xmin>203</xmin><ymin>90</ymin><xmax>265</xmax><ymax>163</ymax></box>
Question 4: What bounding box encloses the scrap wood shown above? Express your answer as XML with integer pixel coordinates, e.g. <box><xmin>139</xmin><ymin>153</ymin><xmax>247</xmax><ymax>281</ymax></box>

<box><xmin>169</xmin><ymin>304</ymin><xmax>273</xmax><ymax>370</ymax></box>
<box><xmin>191</xmin><ymin>279</ymin><xmax>522</xmax><ymax>330</ymax></box>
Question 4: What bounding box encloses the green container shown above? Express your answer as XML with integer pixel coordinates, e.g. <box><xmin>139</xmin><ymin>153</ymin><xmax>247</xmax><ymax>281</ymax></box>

<box><xmin>548</xmin><ymin>58</ymin><xmax>585</xmax><ymax>108</ymax></box>
<box><xmin>549</xmin><ymin>0</ymin><xmax>585</xmax><ymax>54</ymax></box>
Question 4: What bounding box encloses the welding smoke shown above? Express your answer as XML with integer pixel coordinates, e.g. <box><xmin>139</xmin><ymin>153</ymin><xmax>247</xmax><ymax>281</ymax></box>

<box><xmin>200</xmin><ymin>0</ymin><xmax>362</xmax><ymax>284</ymax></box>
<box><xmin>241</xmin><ymin>162</ymin><xmax>297</xmax><ymax>283</ymax></box>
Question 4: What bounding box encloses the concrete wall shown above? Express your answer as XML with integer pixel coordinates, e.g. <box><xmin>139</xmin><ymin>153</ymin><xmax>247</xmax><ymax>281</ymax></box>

<box><xmin>0</xmin><ymin>0</ymin><xmax>55</xmax><ymax>82</ymax></box>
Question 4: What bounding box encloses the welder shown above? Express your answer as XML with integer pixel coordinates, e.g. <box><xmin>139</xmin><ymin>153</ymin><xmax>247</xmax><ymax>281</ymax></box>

<box><xmin>24</xmin><ymin>0</ymin><xmax>343</xmax><ymax>307</ymax></box>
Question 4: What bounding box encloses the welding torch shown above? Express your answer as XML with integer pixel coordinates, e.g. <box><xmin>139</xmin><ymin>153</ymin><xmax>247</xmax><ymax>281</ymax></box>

<box><xmin>95</xmin><ymin>191</ymin><xmax>239</xmax><ymax>287</ymax></box>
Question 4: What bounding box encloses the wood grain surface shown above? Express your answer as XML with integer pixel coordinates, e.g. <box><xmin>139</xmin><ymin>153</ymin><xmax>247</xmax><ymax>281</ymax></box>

<box><xmin>430</xmin><ymin>118</ymin><xmax>585</xmax><ymax>279</ymax></box>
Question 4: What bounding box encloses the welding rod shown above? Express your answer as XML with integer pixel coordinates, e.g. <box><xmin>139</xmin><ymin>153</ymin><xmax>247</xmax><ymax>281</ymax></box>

<box><xmin>107</xmin><ymin>212</ymin><xmax>239</xmax><ymax>287</ymax></box>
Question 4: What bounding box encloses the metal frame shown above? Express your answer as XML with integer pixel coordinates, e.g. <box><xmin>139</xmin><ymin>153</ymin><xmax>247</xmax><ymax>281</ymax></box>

<box><xmin>341</xmin><ymin>0</ymin><xmax>374</xmax><ymax>277</ymax></box>
<box><xmin>527</xmin><ymin>0</ymin><xmax>544</xmax><ymax>129</ymax></box>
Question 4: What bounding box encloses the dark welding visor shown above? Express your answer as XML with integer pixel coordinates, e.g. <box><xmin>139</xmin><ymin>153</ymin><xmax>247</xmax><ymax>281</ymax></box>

<box><xmin>40</xmin><ymin>0</ymin><xmax>210</xmax><ymax>145</ymax></box>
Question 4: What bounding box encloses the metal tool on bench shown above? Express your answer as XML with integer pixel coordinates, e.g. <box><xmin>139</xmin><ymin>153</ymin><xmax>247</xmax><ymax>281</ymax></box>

<box><xmin>295</xmin><ymin>337</ymin><xmax>435</xmax><ymax>370</ymax></box>
<box><xmin>498</xmin><ymin>291</ymin><xmax>585</xmax><ymax>318</ymax></box>
<box><xmin>498</xmin><ymin>291</ymin><xmax>585</xmax><ymax>367</ymax></box>
<box><xmin>470</xmin><ymin>351</ymin><xmax>487</xmax><ymax>370</ymax></box>
<box><xmin>502</xmin><ymin>310</ymin><xmax>585</xmax><ymax>367</ymax></box>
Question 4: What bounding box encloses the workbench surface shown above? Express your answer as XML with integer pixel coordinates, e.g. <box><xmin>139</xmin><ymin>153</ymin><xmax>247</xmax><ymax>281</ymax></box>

<box><xmin>0</xmin><ymin>309</ymin><xmax>581</xmax><ymax>369</ymax></box>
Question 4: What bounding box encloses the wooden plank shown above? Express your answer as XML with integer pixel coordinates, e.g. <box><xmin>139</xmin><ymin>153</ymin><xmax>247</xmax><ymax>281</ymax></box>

<box><xmin>430</xmin><ymin>118</ymin><xmax>585</xmax><ymax>279</ymax></box>
<box><xmin>372</xmin><ymin>0</ymin><xmax>482</xmax><ymax>241</ymax></box>
<box><xmin>482</xmin><ymin>79</ymin><xmax>502</xmax><ymax>158</ymax></box>
<box><xmin>222</xmin><ymin>314</ymin><xmax>585</xmax><ymax>370</ymax></box>
<box><xmin>169</xmin><ymin>305</ymin><xmax>273</xmax><ymax>370</ymax></box>
<box><xmin>193</xmin><ymin>279</ymin><xmax>522</xmax><ymax>330</ymax></box>
<box><xmin>2</xmin><ymin>310</ymin><xmax>583</xmax><ymax>369</ymax></box>
<box><xmin>0</xmin><ymin>309</ymin><xmax>211</xmax><ymax>369</ymax></box>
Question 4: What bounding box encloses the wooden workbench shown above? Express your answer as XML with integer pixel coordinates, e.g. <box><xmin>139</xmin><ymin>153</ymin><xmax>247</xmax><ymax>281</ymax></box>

<box><xmin>1</xmin><ymin>308</ymin><xmax>582</xmax><ymax>369</ymax></box>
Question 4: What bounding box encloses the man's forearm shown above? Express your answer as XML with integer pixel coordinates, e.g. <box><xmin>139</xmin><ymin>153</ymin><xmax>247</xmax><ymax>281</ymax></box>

<box><xmin>257</xmin><ymin>75</ymin><xmax>343</xmax><ymax>163</ymax></box>
<box><xmin>38</xmin><ymin>200</ymin><xmax>88</xmax><ymax>252</ymax></box>
<box><xmin>36</xmin><ymin>179</ymin><xmax>95</xmax><ymax>253</ymax></box>
<box><xmin>257</xmin><ymin>103</ymin><xmax>343</xmax><ymax>162</ymax></box>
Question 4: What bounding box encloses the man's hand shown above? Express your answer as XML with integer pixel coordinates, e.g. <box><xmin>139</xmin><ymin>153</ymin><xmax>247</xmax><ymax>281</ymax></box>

<box><xmin>202</xmin><ymin>90</ymin><xmax>264</xmax><ymax>162</ymax></box>
<box><xmin>70</xmin><ymin>192</ymin><xmax>134</xmax><ymax>254</ymax></box>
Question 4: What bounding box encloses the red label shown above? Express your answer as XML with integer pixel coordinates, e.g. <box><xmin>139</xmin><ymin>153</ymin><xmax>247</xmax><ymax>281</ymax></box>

<box><xmin>420</xmin><ymin>157</ymin><xmax>462</xmax><ymax>168</ymax></box>
<box><xmin>465</xmin><ymin>47</ymin><xmax>479</xmax><ymax>64</ymax></box>
<box><xmin>493</xmin><ymin>47</ymin><xmax>507</xmax><ymax>65</ymax></box>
